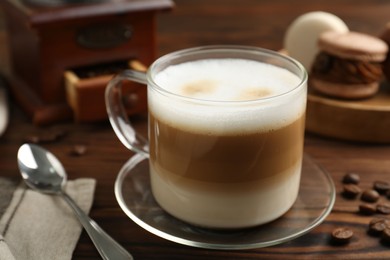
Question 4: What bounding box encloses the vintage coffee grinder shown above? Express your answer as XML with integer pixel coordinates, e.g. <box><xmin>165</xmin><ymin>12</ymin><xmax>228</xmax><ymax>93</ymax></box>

<box><xmin>1</xmin><ymin>0</ymin><xmax>173</xmax><ymax>124</ymax></box>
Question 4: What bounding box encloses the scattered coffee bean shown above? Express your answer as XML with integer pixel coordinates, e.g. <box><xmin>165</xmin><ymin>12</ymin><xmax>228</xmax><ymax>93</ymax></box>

<box><xmin>368</xmin><ymin>218</ymin><xmax>390</xmax><ymax>236</ymax></box>
<box><xmin>361</xmin><ymin>189</ymin><xmax>380</xmax><ymax>203</ymax></box>
<box><xmin>336</xmin><ymin>175</ymin><xmax>390</xmax><ymax>247</ymax></box>
<box><xmin>377</xmin><ymin>203</ymin><xmax>390</xmax><ymax>215</ymax></box>
<box><xmin>24</xmin><ymin>135</ymin><xmax>40</xmax><ymax>144</ymax></box>
<box><xmin>369</xmin><ymin>217</ymin><xmax>389</xmax><ymax>227</ymax></box>
<box><xmin>382</xmin><ymin>228</ymin><xmax>390</xmax><ymax>244</ymax></box>
<box><xmin>342</xmin><ymin>184</ymin><xmax>361</xmax><ymax>199</ymax></box>
<box><xmin>369</xmin><ymin>222</ymin><xmax>387</xmax><ymax>236</ymax></box>
<box><xmin>40</xmin><ymin>130</ymin><xmax>67</xmax><ymax>143</ymax></box>
<box><xmin>70</xmin><ymin>145</ymin><xmax>87</xmax><ymax>156</ymax></box>
<box><xmin>359</xmin><ymin>203</ymin><xmax>377</xmax><ymax>215</ymax></box>
<box><xmin>331</xmin><ymin>227</ymin><xmax>354</xmax><ymax>244</ymax></box>
<box><xmin>374</xmin><ymin>181</ymin><xmax>390</xmax><ymax>195</ymax></box>
<box><xmin>123</xmin><ymin>93</ymin><xmax>139</xmax><ymax>108</ymax></box>
<box><xmin>23</xmin><ymin>130</ymin><xmax>67</xmax><ymax>144</ymax></box>
<box><xmin>39</xmin><ymin>133</ymin><xmax>60</xmax><ymax>143</ymax></box>
<box><xmin>343</xmin><ymin>172</ymin><xmax>360</xmax><ymax>184</ymax></box>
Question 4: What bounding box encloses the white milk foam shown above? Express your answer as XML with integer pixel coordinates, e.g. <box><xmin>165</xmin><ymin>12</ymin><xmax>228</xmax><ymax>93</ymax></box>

<box><xmin>149</xmin><ymin>58</ymin><xmax>306</xmax><ymax>134</ymax></box>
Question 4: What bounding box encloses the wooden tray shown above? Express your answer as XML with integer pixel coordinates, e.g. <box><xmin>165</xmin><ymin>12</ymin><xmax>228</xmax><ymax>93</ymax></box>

<box><xmin>306</xmin><ymin>82</ymin><xmax>390</xmax><ymax>143</ymax></box>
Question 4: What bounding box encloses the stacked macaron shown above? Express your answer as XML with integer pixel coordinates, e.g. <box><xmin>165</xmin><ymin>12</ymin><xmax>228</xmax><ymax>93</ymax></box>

<box><xmin>311</xmin><ymin>31</ymin><xmax>388</xmax><ymax>99</ymax></box>
<box><xmin>380</xmin><ymin>22</ymin><xmax>390</xmax><ymax>82</ymax></box>
<box><xmin>284</xmin><ymin>11</ymin><xmax>389</xmax><ymax>99</ymax></box>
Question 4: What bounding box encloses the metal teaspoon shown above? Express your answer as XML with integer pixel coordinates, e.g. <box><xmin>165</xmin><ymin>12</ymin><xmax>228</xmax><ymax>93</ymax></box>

<box><xmin>17</xmin><ymin>143</ymin><xmax>133</xmax><ymax>260</ymax></box>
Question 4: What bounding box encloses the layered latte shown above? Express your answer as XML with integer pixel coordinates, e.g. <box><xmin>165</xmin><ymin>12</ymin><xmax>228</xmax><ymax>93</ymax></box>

<box><xmin>148</xmin><ymin>58</ymin><xmax>306</xmax><ymax>228</ymax></box>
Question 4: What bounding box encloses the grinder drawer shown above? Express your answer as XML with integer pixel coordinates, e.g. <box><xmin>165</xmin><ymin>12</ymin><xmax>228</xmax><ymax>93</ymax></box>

<box><xmin>65</xmin><ymin>60</ymin><xmax>147</xmax><ymax>122</ymax></box>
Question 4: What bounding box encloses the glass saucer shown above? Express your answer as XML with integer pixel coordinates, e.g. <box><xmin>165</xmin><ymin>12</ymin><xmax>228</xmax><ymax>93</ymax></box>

<box><xmin>114</xmin><ymin>153</ymin><xmax>335</xmax><ymax>250</ymax></box>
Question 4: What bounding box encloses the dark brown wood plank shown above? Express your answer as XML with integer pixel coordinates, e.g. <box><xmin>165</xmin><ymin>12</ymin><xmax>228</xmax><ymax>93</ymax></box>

<box><xmin>1</xmin><ymin>0</ymin><xmax>390</xmax><ymax>259</ymax></box>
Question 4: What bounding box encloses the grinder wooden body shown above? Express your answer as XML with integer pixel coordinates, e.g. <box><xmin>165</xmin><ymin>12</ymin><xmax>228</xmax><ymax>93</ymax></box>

<box><xmin>1</xmin><ymin>0</ymin><xmax>173</xmax><ymax>124</ymax></box>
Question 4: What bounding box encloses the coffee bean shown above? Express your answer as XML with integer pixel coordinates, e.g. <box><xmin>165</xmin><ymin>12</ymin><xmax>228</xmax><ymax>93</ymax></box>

<box><xmin>361</xmin><ymin>189</ymin><xmax>380</xmax><ymax>203</ymax></box>
<box><xmin>381</xmin><ymin>228</ymin><xmax>390</xmax><ymax>244</ymax></box>
<box><xmin>331</xmin><ymin>227</ymin><xmax>354</xmax><ymax>244</ymax></box>
<box><xmin>40</xmin><ymin>130</ymin><xmax>67</xmax><ymax>143</ymax></box>
<box><xmin>359</xmin><ymin>203</ymin><xmax>377</xmax><ymax>215</ymax></box>
<box><xmin>342</xmin><ymin>172</ymin><xmax>360</xmax><ymax>184</ymax></box>
<box><xmin>23</xmin><ymin>130</ymin><xmax>67</xmax><ymax>144</ymax></box>
<box><xmin>70</xmin><ymin>145</ymin><xmax>87</xmax><ymax>156</ymax></box>
<box><xmin>374</xmin><ymin>181</ymin><xmax>390</xmax><ymax>195</ymax></box>
<box><xmin>123</xmin><ymin>93</ymin><xmax>139</xmax><ymax>109</ymax></box>
<box><xmin>369</xmin><ymin>217</ymin><xmax>390</xmax><ymax>227</ymax></box>
<box><xmin>39</xmin><ymin>133</ymin><xmax>60</xmax><ymax>143</ymax></box>
<box><xmin>24</xmin><ymin>135</ymin><xmax>40</xmax><ymax>144</ymax></box>
<box><xmin>369</xmin><ymin>222</ymin><xmax>387</xmax><ymax>236</ymax></box>
<box><xmin>368</xmin><ymin>218</ymin><xmax>390</xmax><ymax>236</ymax></box>
<box><xmin>382</xmin><ymin>228</ymin><xmax>390</xmax><ymax>244</ymax></box>
<box><xmin>377</xmin><ymin>203</ymin><xmax>390</xmax><ymax>215</ymax></box>
<box><xmin>342</xmin><ymin>184</ymin><xmax>361</xmax><ymax>199</ymax></box>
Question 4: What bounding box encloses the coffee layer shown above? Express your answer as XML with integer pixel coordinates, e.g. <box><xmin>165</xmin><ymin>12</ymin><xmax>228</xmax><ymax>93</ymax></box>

<box><xmin>149</xmin><ymin>113</ymin><xmax>305</xmax><ymax>183</ymax></box>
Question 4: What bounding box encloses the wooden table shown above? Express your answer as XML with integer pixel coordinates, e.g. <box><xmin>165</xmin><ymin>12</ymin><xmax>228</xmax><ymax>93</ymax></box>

<box><xmin>1</xmin><ymin>0</ymin><xmax>390</xmax><ymax>259</ymax></box>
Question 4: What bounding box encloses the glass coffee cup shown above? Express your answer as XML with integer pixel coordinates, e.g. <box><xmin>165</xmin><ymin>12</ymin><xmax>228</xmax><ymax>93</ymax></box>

<box><xmin>105</xmin><ymin>46</ymin><xmax>307</xmax><ymax>229</ymax></box>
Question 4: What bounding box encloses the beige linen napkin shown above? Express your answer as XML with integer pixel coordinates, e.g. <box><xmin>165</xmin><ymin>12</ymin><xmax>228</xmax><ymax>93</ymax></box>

<box><xmin>0</xmin><ymin>177</ymin><xmax>96</xmax><ymax>260</ymax></box>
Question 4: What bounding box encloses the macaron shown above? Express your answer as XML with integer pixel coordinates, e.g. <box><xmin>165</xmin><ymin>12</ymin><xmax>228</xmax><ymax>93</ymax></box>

<box><xmin>0</xmin><ymin>78</ymin><xmax>8</xmax><ymax>137</ymax></box>
<box><xmin>311</xmin><ymin>31</ymin><xmax>388</xmax><ymax>99</ymax></box>
<box><xmin>380</xmin><ymin>22</ymin><xmax>390</xmax><ymax>81</ymax></box>
<box><xmin>284</xmin><ymin>11</ymin><xmax>349</xmax><ymax>71</ymax></box>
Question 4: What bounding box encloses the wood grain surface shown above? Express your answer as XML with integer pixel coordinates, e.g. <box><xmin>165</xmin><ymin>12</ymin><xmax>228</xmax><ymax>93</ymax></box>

<box><xmin>1</xmin><ymin>0</ymin><xmax>390</xmax><ymax>259</ymax></box>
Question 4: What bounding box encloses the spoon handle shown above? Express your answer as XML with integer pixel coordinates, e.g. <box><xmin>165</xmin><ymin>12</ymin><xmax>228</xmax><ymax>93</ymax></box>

<box><xmin>61</xmin><ymin>191</ymin><xmax>133</xmax><ymax>260</ymax></box>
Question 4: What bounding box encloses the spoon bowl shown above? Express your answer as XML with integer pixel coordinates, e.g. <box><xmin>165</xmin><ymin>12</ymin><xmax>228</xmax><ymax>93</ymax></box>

<box><xmin>17</xmin><ymin>143</ymin><xmax>133</xmax><ymax>260</ymax></box>
<box><xmin>18</xmin><ymin>144</ymin><xmax>66</xmax><ymax>194</ymax></box>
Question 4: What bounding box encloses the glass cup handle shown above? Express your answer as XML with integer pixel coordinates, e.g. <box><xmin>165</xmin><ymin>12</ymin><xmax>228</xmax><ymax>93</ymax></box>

<box><xmin>105</xmin><ymin>69</ymin><xmax>149</xmax><ymax>157</ymax></box>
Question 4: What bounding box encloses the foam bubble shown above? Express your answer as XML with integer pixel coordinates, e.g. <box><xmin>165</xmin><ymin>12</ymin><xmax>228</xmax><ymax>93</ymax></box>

<box><xmin>154</xmin><ymin>59</ymin><xmax>301</xmax><ymax>101</ymax></box>
<box><xmin>149</xmin><ymin>58</ymin><xmax>306</xmax><ymax>134</ymax></box>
